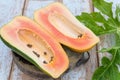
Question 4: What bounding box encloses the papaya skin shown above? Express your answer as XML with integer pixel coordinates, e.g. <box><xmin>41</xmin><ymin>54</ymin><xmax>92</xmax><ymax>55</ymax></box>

<box><xmin>0</xmin><ymin>16</ymin><xmax>69</xmax><ymax>78</ymax></box>
<box><xmin>34</xmin><ymin>2</ymin><xmax>100</xmax><ymax>52</ymax></box>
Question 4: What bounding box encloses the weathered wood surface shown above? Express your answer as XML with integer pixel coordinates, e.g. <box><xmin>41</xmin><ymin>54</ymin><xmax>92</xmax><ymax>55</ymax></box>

<box><xmin>0</xmin><ymin>0</ymin><xmax>25</xmax><ymax>80</ymax></box>
<box><xmin>0</xmin><ymin>0</ymin><xmax>118</xmax><ymax>80</ymax></box>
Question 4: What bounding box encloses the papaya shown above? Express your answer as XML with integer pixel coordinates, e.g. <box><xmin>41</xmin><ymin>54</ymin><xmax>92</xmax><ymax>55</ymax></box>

<box><xmin>0</xmin><ymin>16</ymin><xmax>69</xmax><ymax>78</ymax></box>
<box><xmin>34</xmin><ymin>2</ymin><xmax>99</xmax><ymax>52</ymax></box>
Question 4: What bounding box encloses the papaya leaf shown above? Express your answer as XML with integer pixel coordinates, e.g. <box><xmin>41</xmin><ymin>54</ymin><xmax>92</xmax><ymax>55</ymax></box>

<box><xmin>93</xmin><ymin>0</ymin><xmax>113</xmax><ymax>17</ymax></box>
<box><xmin>76</xmin><ymin>0</ymin><xmax>120</xmax><ymax>80</ymax></box>
<box><xmin>76</xmin><ymin>12</ymin><xmax>116</xmax><ymax>36</ymax></box>
<box><xmin>92</xmin><ymin>47</ymin><xmax>120</xmax><ymax>80</ymax></box>
<box><xmin>76</xmin><ymin>0</ymin><xmax>120</xmax><ymax>37</ymax></box>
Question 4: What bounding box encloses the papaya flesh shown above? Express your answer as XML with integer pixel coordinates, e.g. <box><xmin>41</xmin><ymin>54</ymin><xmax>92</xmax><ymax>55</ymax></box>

<box><xmin>34</xmin><ymin>2</ymin><xmax>100</xmax><ymax>52</ymax></box>
<box><xmin>0</xmin><ymin>16</ymin><xmax>69</xmax><ymax>78</ymax></box>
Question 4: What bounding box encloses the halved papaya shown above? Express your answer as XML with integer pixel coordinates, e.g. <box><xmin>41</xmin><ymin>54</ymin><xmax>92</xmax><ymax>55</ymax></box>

<box><xmin>34</xmin><ymin>2</ymin><xmax>99</xmax><ymax>52</ymax></box>
<box><xmin>0</xmin><ymin>16</ymin><xmax>69</xmax><ymax>78</ymax></box>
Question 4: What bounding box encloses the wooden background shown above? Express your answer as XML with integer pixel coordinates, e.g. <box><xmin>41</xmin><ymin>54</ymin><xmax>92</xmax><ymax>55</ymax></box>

<box><xmin>0</xmin><ymin>0</ymin><xmax>119</xmax><ymax>80</ymax></box>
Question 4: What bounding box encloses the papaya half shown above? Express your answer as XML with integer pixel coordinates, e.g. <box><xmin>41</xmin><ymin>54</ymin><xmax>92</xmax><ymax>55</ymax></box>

<box><xmin>34</xmin><ymin>2</ymin><xmax>100</xmax><ymax>52</ymax></box>
<box><xmin>0</xmin><ymin>16</ymin><xmax>69</xmax><ymax>78</ymax></box>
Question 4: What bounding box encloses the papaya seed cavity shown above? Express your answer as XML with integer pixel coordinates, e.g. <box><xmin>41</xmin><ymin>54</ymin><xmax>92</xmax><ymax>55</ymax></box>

<box><xmin>49</xmin><ymin>12</ymin><xmax>84</xmax><ymax>38</ymax></box>
<box><xmin>18</xmin><ymin>29</ymin><xmax>54</xmax><ymax>64</ymax></box>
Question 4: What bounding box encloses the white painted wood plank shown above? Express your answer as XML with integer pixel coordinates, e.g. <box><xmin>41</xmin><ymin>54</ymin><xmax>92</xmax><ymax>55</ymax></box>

<box><xmin>0</xmin><ymin>0</ymin><xmax>24</xmax><ymax>27</ymax></box>
<box><xmin>62</xmin><ymin>0</ymin><xmax>92</xmax><ymax>15</ymax></box>
<box><xmin>10</xmin><ymin>63</ymin><xmax>35</xmax><ymax>80</ymax></box>
<box><xmin>24</xmin><ymin>0</ymin><xmax>56</xmax><ymax>18</ymax></box>
<box><xmin>0</xmin><ymin>0</ymin><xmax>25</xmax><ymax>80</ymax></box>
<box><xmin>98</xmin><ymin>35</ymin><xmax>115</xmax><ymax>65</ymax></box>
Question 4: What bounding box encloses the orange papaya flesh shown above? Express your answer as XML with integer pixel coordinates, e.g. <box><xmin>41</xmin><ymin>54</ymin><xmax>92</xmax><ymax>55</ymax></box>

<box><xmin>34</xmin><ymin>2</ymin><xmax>99</xmax><ymax>52</ymax></box>
<box><xmin>0</xmin><ymin>16</ymin><xmax>69</xmax><ymax>78</ymax></box>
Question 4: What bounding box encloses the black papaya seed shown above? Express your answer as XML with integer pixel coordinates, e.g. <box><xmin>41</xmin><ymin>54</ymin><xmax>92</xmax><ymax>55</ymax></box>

<box><xmin>43</xmin><ymin>61</ymin><xmax>47</xmax><ymax>64</ymax></box>
<box><xmin>78</xmin><ymin>34</ymin><xmax>83</xmax><ymax>38</ymax></box>
<box><xmin>27</xmin><ymin>44</ymin><xmax>32</xmax><ymax>48</ymax></box>
<box><xmin>44</xmin><ymin>52</ymin><xmax>47</xmax><ymax>55</ymax></box>
<box><xmin>32</xmin><ymin>51</ymin><xmax>40</xmax><ymax>57</ymax></box>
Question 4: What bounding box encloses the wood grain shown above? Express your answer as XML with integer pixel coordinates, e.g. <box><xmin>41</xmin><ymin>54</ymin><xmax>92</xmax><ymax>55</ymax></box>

<box><xmin>0</xmin><ymin>0</ymin><xmax>25</xmax><ymax>80</ymax></box>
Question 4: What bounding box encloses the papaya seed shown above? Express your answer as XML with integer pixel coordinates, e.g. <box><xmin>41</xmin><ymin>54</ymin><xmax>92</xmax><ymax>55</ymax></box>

<box><xmin>49</xmin><ymin>56</ymin><xmax>54</xmax><ymax>62</ymax></box>
<box><xmin>44</xmin><ymin>52</ymin><xmax>47</xmax><ymax>55</ymax></box>
<box><xmin>51</xmin><ymin>56</ymin><xmax>54</xmax><ymax>60</ymax></box>
<box><xmin>78</xmin><ymin>34</ymin><xmax>83</xmax><ymax>38</ymax></box>
<box><xmin>27</xmin><ymin>44</ymin><xmax>32</xmax><ymax>48</ymax></box>
<box><xmin>43</xmin><ymin>61</ymin><xmax>47</xmax><ymax>64</ymax></box>
<box><xmin>32</xmin><ymin>51</ymin><xmax>40</xmax><ymax>57</ymax></box>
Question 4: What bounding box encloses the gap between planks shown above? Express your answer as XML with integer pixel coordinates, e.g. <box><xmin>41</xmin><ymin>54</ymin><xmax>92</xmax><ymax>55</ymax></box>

<box><xmin>22</xmin><ymin>0</ymin><xmax>29</xmax><ymax>15</ymax></box>
<box><xmin>8</xmin><ymin>60</ymin><xmax>14</xmax><ymax>80</ymax></box>
<box><xmin>89</xmin><ymin>0</ymin><xmax>94</xmax><ymax>12</ymax></box>
<box><xmin>89</xmin><ymin>0</ymin><xmax>99</xmax><ymax>67</ymax></box>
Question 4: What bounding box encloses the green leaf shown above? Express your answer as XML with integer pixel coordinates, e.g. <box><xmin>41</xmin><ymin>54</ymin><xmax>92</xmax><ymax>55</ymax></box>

<box><xmin>107</xmin><ymin>18</ymin><xmax>117</xmax><ymax>28</ymax></box>
<box><xmin>92</xmin><ymin>65</ymin><xmax>120</xmax><ymax>80</ymax></box>
<box><xmin>115</xmin><ymin>33</ymin><xmax>120</xmax><ymax>46</ymax></box>
<box><xmin>76</xmin><ymin>13</ymin><xmax>103</xmax><ymax>35</ymax></box>
<box><xmin>76</xmin><ymin>0</ymin><xmax>120</xmax><ymax>80</ymax></box>
<box><xmin>115</xmin><ymin>5</ymin><xmax>120</xmax><ymax>23</ymax></box>
<box><xmin>101</xmin><ymin>57</ymin><xmax>110</xmax><ymax>65</ymax></box>
<box><xmin>99</xmin><ymin>47</ymin><xmax>112</xmax><ymax>53</ymax></box>
<box><xmin>92</xmin><ymin>47</ymin><xmax>120</xmax><ymax>80</ymax></box>
<box><xmin>76</xmin><ymin>1</ymin><xmax>120</xmax><ymax>37</ymax></box>
<box><xmin>76</xmin><ymin>12</ymin><xmax>116</xmax><ymax>36</ymax></box>
<box><xmin>93</xmin><ymin>0</ymin><xmax>113</xmax><ymax>17</ymax></box>
<box><xmin>91</xmin><ymin>12</ymin><xmax>106</xmax><ymax>22</ymax></box>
